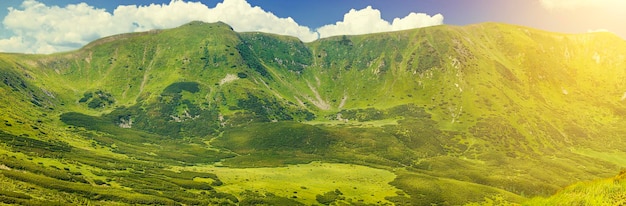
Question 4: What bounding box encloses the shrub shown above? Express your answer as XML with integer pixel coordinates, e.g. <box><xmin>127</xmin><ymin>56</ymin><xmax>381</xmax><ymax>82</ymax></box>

<box><xmin>316</xmin><ymin>189</ymin><xmax>345</xmax><ymax>205</ymax></box>
<box><xmin>162</xmin><ymin>82</ymin><xmax>200</xmax><ymax>95</ymax></box>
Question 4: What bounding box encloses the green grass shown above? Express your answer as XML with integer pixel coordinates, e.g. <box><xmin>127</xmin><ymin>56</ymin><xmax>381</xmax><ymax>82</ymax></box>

<box><xmin>2</xmin><ymin>21</ymin><xmax>626</xmax><ymax>205</ymax></box>
<box><xmin>389</xmin><ymin>169</ymin><xmax>526</xmax><ymax>205</ymax></box>
<box><xmin>570</xmin><ymin>148</ymin><xmax>626</xmax><ymax>166</ymax></box>
<box><xmin>179</xmin><ymin>161</ymin><xmax>401</xmax><ymax>205</ymax></box>
<box><xmin>523</xmin><ymin>170</ymin><xmax>626</xmax><ymax>205</ymax></box>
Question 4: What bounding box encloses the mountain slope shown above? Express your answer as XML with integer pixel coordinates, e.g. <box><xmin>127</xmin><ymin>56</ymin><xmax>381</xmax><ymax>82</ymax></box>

<box><xmin>1</xmin><ymin>21</ymin><xmax>626</xmax><ymax>205</ymax></box>
<box><xmin>524</xmin><ymin>169</ymin><xmax>626</xmax><ymax>205</ymax></box>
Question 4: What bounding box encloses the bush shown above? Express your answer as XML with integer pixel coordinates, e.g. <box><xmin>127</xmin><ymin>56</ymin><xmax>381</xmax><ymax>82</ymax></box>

<box><xmin>237</xmin><ymin>72</ymin><xmax>248</xmax><ymax>78</ymax></box>
<box><xmin>80</xmin><ymin>90</ymin><xmax>115</xmax><ymax>109</ymax></box>
<box><xmin>0</xmin><ymin>131</ymin><xmax>71</xmax><ymax>157</ymax></box>
<box><xmin>168</xmin><ymin>179</ymin><xmax>213</xmax><ymax>190</ymax></box>
<box><xmin>78</xmin><ymin>92</ymin><xmax>92</xmax><ymax>103</ymax></box>
<box><xmin>162</xmin><ymin>82</ymin><xmax>200</xmax><ymax>95</ymax></box>
<box><xmin>316</xmin><ymin>189</ymin><xmax>345</xmax><ymax>205</ymax></box>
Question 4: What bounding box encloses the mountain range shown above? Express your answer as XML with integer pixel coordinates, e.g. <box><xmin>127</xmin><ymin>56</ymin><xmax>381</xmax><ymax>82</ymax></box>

<box><xmin>1</xmin><ymin>21</ymin><xmax>626</xmax><ymax>205</ymax></box>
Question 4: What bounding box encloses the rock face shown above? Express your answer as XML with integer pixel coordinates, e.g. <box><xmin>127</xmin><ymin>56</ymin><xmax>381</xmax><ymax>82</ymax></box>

<box><xmin>1</xmin><ymin>21</ymin><xmax>626</xmax><ymax>205</ymax></box>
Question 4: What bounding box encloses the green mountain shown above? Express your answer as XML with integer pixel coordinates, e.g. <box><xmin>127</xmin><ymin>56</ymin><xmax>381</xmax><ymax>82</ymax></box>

<box><xmin>1</xmin><ymin>21</ymin><xmax>626</xmax><ymax>205</ymax></box>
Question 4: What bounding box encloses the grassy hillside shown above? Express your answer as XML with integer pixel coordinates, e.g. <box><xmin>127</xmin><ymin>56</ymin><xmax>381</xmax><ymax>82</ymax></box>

<box><xmin>1</xmin><ymin>21</ymin><xmax>626</xmax><ymax>205</ymax></box>
<box><xmin>523</xmin><ymin>170</ymin><xmax>626</xmax><ymax>205</ymax></box>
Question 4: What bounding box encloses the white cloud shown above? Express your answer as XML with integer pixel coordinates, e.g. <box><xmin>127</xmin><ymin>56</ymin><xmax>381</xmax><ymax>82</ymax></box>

<box><xmin>391</xmin><ymin>12</ymin><xmax>445</xmax><ymax>31</ymax></box>
<box><xmin>317</xmin><ymin>6</ymin><xmax>443</xmax><ymax>38</ymax></box>
<box><xmin>206</xmin><ymin>0</ymin><xmax>318</xmax><ymax>41</ymax></box>
<box><xmin>0</xmin><ymin>36</ymin><xmax>28</xmax><ymax>53</ymax></box>
<box><xmin>0</xmin><ymin>0</ymin><xmax>319</xmax><ymax>53</ymax></box>
<box><xmin>539</xmin><ymin>0</ymin><xmax>626</xmax><ymax>10</ymax></box>
<box><xmin>112</xmin><ymin>0</ymin><xmax>211</xmax><ymax>32</ymax></box>
<box><xmin>0</xmin><ymin>0</ymin><xmax>444</xmax><ymax>54</ymax></box>
<box><xmin>2</xmin><ymin>0</ymin><xmax>118</xmax><ymax>53</ymax></box>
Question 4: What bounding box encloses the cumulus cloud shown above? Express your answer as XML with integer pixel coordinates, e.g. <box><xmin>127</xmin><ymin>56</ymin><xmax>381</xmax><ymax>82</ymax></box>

<box><xmin>539</xmin><ymin>0</ymin><xmax>626</xmax><ymax>10</ymax></box>
<box><xmin>2</xmin><ymin>1</ymin><xmax>117</xmax><ymax>53</ymax></box>
<box><xmin>0</xmin><ymin>36</ymin><xmax>28</xmax><ymax>53</ymax></box>
<box><xmin>207</xmin><ymin>0</ymin><xmax>318</xmax><ymax>41</ymax></box>
<box><xmin>0</xmin><ymin>0</ymin><xmax>318</xmax><ymax>53</ymax></box>
<box><xmin>112</xmin><ymin>1</ymin><xmax>211</xmax><ymax>32</ymax></box>
<box><xmin>317</xmin><ymin>6</ymin><xmax>443</xmax><ymax>38</ymax></box>
<box><xmin>0</xmin><ymin>0</ymin><xmax>444</xmax><ymax>54</ymax></box>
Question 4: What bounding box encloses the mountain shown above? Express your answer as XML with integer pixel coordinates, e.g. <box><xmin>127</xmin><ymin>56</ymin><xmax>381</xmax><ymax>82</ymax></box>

<box><xmin>1</xmin><ymin>20</ymin><xmax>626</xmax><ymax>205</ymax></box>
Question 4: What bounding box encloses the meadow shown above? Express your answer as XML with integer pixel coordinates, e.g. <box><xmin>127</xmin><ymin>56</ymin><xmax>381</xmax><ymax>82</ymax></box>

<box><xmin>1</xmin><ymin>21</ymin><xmax>626</xmax><ymax>205</ymax></box>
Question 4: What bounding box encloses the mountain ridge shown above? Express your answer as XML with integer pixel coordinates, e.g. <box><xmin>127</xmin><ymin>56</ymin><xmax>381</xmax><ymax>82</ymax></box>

<box><xmin>1</xmin><ymin>21</ymin><xmax>626</xmax><ymax>205</ymax></box>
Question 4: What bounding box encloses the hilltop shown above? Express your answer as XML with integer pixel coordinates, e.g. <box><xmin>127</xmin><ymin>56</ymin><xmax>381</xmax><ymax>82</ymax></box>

<box><xmin>1</xmin><ymin>21</ymin><xmax>626</xmax><ymax>205</ymax></box>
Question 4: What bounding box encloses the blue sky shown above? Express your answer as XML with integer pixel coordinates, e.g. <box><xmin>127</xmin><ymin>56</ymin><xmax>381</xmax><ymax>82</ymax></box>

<box><xmin>0</xmin><ymin>0</ymin><xmax>624</xmax><ymax>53</ymax></box>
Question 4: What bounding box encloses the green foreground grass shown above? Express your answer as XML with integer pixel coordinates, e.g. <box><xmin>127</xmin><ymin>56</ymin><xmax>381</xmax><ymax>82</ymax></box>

<box><xmin>523</xmin><ymin>170</ymin><xmax>626</xmax><ymax>205</ymax></box>
<box><xmin>178</xmin><ymin>162</ymin><xmax>401</xmax><ymax>205</ymax></box>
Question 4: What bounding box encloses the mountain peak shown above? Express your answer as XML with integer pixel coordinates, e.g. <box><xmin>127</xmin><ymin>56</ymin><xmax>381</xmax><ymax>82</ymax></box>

<box><xmin>181</xmin><ymin>20</ymin><xmax>234</xmax><ymax>30</ymax></box>
<box><xmin>81</xmin><ymin>21</ymin><xmax>238</xmax><ymax>52</ymax></box>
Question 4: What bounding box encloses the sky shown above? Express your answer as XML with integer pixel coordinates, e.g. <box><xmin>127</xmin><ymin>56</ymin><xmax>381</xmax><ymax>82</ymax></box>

<box><xmin>0</xmin><ymin>0</ymin><xmax>624</xmax><ymax>54</ymax></box>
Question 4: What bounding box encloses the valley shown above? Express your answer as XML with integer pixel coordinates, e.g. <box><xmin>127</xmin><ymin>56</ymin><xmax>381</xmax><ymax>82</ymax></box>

<box><xmin>1</xmin><ymin>21</ymin><xmax>626</xmax><ymax>205</ymax></box>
